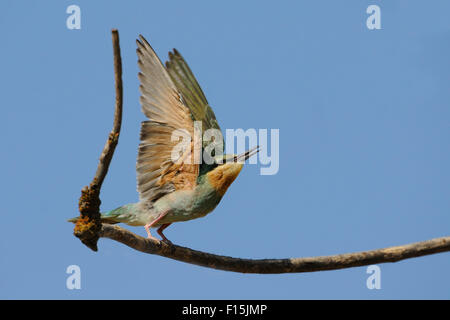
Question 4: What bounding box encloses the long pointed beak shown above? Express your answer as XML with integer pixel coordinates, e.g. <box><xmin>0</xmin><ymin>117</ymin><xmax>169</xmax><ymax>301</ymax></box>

<box><xmin>234</xmin><ymin>146</ymin><xmax>260</xmax><ymax>162</ymax></box>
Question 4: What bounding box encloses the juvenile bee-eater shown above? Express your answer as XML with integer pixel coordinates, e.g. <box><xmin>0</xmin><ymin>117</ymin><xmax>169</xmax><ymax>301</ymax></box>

<box><xmin>70</xmin><ymin>35</ymin><xmax>258</xmax><ymax>242</ymax></box>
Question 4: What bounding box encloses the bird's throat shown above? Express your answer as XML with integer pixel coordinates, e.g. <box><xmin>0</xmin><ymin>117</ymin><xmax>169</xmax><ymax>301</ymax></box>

<box><xmin>206</xmin><ymin>164</ymin><xmax>243</xmax><ymax>196</ymax></box>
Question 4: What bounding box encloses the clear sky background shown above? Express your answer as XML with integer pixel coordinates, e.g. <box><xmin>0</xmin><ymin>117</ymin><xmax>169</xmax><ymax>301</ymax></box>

<box><xmin>1</xmin><ymin>0</ymin><xmax>449</xmax><ymax>299</ymax></box>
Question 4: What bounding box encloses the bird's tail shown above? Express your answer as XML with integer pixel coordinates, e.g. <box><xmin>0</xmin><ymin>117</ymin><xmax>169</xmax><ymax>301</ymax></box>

<box><xmin>67</xmin><ymin>204</ymin><xmax>136</xmax><ymax>224</ymax></box>
<box><xmin>67</xmin><ymin>214</ymin><xmax>120</xmax><ymax>224</ymax></box>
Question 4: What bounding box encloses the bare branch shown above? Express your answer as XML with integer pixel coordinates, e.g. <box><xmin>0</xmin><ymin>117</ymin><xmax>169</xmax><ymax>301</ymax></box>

<box><xmin>94</xmin><ymin>29</ymin><xmax>123</xmax><ymax>189</ymax></box>
<box><xmin>100</xmin><ymin>224</ymin><xmax>450</xmax><ymax>274</ymax></box>
<box><xmin>74</xmin><ymin>29</ymin><xmax>123</xmax><ymax>251</ymax></box>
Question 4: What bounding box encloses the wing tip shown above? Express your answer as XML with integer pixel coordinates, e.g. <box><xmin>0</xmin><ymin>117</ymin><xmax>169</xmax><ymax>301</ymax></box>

<box><xmin>136</xmin><ymin>37</ymin><xmax>144</xmax><ymax>48</ymax></box>
<box><xmin>138</xmin><ymin>34</ymin><xmax>148</xmax><ymax>45</ymax></box>
<box><xmin>136</xmin><ymin>34</ymin><xmax>154</xmax><ymax>53</ymax></box>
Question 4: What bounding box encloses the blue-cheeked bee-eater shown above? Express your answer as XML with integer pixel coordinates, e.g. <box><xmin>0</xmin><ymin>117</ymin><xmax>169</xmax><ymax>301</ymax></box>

<box><xmin>70</xmin><ymin>35</ymin><xmax>259</xmax><ymax>242</ymax></box>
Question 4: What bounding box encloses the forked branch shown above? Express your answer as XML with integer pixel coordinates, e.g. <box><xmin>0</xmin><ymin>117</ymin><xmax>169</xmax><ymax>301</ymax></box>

<box><xmin>74</xmin><ymin>29</ymin><xmax>123</xmax><ymax>251</ymax></box>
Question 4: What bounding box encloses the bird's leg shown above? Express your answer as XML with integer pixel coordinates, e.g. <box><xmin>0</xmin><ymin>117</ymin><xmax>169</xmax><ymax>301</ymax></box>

<box><xmin>144</xmin><ymin>210</ymin><xmax>169</xmax><ymax>242</ymax></box>
<box><xmin>144</xmin><ymin>224</ymin><xmax>158</xmax><ymax>241</ymax></box>
<box><xmin>157</xmin><ymin>223</ymin><xmax>172</xmax><ymax>244</ymax></box>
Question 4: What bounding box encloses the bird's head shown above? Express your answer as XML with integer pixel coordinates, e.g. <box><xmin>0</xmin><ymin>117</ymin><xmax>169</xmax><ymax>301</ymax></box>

<box><xmin>206</xmin><ymin>146</ymin><xmax>259</xmax><ymax>195</ymax></box>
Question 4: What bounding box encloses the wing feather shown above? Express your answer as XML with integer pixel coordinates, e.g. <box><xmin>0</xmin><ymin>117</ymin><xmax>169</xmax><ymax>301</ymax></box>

<box><xmin>165</xmin><ymin>49</ymin><xmax>222</xmax><ymax>146</ymax></box>
<box><xmin>136</xmin><ymin>35</ymin><xmax>199</xmax><ymax>203</ymax></box>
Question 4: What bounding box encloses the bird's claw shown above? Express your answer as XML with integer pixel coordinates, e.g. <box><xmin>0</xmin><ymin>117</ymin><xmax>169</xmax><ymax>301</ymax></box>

<box><xmin>147</xmin><ymin>234</ymin><xmax>172</xmax><ymax>245</ymax></box>
<box><xmin>161</xmin><ymin>238</ymin><xmax>173</xmax><ymax>246</ymax></box>
<box><xmin>146</xmin><ymin>235</ymin><xmax>159</xmax><ymax>242</ymax></box>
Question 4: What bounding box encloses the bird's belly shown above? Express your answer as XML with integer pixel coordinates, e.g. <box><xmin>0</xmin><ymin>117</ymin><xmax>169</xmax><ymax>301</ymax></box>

<box><xmin>152</xmin><ymin>188</ymin><xmax>222</xmax><ymax>226</ymax></box>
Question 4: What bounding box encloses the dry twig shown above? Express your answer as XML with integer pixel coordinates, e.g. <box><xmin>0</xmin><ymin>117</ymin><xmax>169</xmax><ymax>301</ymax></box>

<box><xmin>74</xmin><ymin>29</ymin><xmax>123</xmax><ymax>251</ymax></box>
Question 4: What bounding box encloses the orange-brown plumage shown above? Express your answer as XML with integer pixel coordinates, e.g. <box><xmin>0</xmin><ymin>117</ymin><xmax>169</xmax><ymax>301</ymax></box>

<box><xmin>206</xmin><ymin>163</ymin><xmax>244</xmax><ymax>196</ymax></box>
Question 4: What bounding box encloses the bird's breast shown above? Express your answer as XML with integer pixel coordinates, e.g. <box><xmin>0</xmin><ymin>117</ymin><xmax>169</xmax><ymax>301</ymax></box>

<box><xmin>153</xmin><ymin>182</ymin><xmax>223</xmax><ymax>225</ymax></box>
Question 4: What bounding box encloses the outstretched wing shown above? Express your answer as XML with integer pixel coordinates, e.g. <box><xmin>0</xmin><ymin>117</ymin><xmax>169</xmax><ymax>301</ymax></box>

<box><xmin>136</xmin><ymin>35</ymin><xmax>199</xmax><ymax>203</ymax></box>
<box><xmin>165</xmin><ymin>49</ymin><xmax>223</xmax><ymax>149</ymax></box>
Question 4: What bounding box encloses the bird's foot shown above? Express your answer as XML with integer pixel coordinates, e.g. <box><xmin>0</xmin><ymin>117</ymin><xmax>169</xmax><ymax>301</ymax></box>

<box><xmin>160</xmin><ymin>236</ymin><xmax>173</xmax><ymax>246</ymax></box>
<box><xmin>157</xmin><ymin>223</ymin><xmax>172</xmax><ymax>245</ymax></box>
<box><xmin>146</xmin><ymin>234</ymin><xmax>159</xmax><ymax>242</ymax></box>
<box><xmin>144</xmin><ymin>216</ymin><xmax>172</xmax><ymax>244</ymax></box>
<box><xmin>146</xmin><ymin>234</ymin><xmax>172</xmax><ymax>245</ymax></box>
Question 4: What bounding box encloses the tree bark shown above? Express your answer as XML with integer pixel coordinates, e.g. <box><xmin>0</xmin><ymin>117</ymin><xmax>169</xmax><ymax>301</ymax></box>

<box><xmin>100</xmin><ymin>224</ymin><xmax>450</xmax><ymax>273</ymax></box>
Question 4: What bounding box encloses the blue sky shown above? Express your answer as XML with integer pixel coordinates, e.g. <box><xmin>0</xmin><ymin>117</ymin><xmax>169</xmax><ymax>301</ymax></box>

<box><xmin>1</xmin><ymin>0</ymin><xmax>449</xmax><ymax>299</ymax></box>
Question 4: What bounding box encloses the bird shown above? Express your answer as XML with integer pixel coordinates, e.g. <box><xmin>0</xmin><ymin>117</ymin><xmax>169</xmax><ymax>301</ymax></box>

<box><xmin>70</xmin><ymin>35</ymin><xmax>259</xmax><ymax>243</ymax></box>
